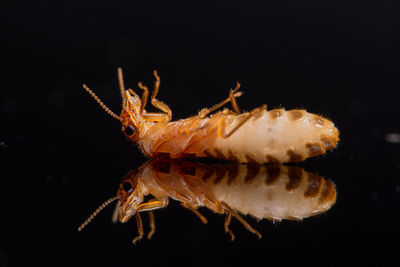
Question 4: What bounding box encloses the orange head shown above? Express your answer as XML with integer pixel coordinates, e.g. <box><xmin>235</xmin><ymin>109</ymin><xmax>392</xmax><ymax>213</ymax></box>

<box><xmin>77</xmin><ymin>167</ymin><xmax>146</xmax><ymax>232</ymax></box>
<box><xmin>119</xmin><ymin>89</ymin><xmax>146</xmax><ymax>142</ymax></box>
<box><xmin>82</xmin><ymin>68</ymin><xmax>149</xmax><ymax>143</ymax></box>
<box><xmin>116</xmin><ymin>168</ymin><xmax>145</xmax><ymax>223</ymax></box>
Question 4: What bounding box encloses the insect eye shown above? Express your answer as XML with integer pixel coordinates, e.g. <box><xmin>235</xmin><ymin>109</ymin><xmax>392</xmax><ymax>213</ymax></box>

<box><xmin>123</xmin><ymin>182</ymin><xmax>133</xmax><ymax>193</ymax></box>
<box><xmin>124</xmin><ymin>126</ymin><xmax>135</xmax><ymax>136</ymax></box>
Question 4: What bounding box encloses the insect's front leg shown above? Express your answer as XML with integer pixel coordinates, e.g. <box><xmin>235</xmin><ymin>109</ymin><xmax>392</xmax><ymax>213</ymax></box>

<box><xmin>132</xmin><ymin>81</ymin><xmax>169</xmax><ymax>122</ymax></box>
<box><xmin>137</xmin><ymin>72</ymin><xmax>172</xmax><ymax>123</ymax></box>
<box><xmin>147</xmin><ymin>210</ymin><xmax>156</xmax><ymax>240</ymax></box>
<box><xmin>131</xmin><ymin>198</ymin><xmax>169</xmax><ymax>244</ymax></box>
<box><xmin>133</xmin><ymin>211</ymin><xmax>144</xmax><ymax>245</ymax></box>
<box><xmin>151</xmin><ymin>71</ymin><xmax>172</xmax><ymax>121</ymax></box>
<box><xmin>198</xmin><ymin>82</ymin><xmax>243</xmax><ymax>119</ymax></box>
<box><xmin>141</xmin><ymin>112</ymin><xmax>171</xmax><ymax>122</ymax></box>
<box><xmin>137</xmin><ymin>198</ymin><xmax>169</xmax><ymax>212</ymax></box>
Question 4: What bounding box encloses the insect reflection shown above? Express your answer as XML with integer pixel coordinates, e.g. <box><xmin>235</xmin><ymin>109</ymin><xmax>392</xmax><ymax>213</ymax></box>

<box><xmin>78</xmin><ymin>160</ymin><xmax>336</xmax><ymax>243</ymax></box>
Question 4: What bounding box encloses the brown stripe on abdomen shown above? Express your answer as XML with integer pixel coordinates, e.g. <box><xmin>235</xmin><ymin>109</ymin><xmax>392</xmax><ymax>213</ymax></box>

<box><xmin>213</xmin><ymin>165</ymin><xmax>228</xmax><ymax>184</ymax></box>
<box><xmin>304</xmin><ymin>173</ymin><xmax>323</xmax><ymax>197</ymax></box>
<box><xmin>214</xmin><ymin>148</ymin><xmax>228</xmax><ymax>160</ymax></box>
<box><xmin>203</xmin><ymin>149</ymin><xmax>214</xmax><ymax>159</ymax></box>
<box><xmin>306</xmin><ymin>142</ymin><xmax>326</xmax><ymax>157</ymax></box>
<box><xmin>320</xmin><ymin>134</ymin><xmax>338</xmax><ymax>150</ymax></box>
<box><xmin>286</xmin><ymin>167</ymin><xmax>303</xmax><ymax>190</ymax></box>
<box><xmin>201</xmin><ymin>165</ymin><xmax>215</xmax><ymax>182</ymax></box>
<box><xmin>266</xmin><ymin>155</ymin><xmax>281</xmax><ymax>164</ymax></box>
<box><xmin>228</xmin><ymin>150</ymin><xmax>239</xmax><ymax>162</ymax></box>
<box><xmin>227</xmin><ymin>164</ymin><xmax>239</xmax><ymax>185</ymax></box>
<box><xmin>287</xmin><ymin>149</ymin><xmax>305</xmax><ymax>162</ymax></box>
<box><xmin>265</xmin><ymin>165</ymin><xmax>281</xmax><ymax>185</ymax></box>
<box><xmin>245</xmin><ymin>154</ymin><xmax>261</xmax><ymax>164</ymax></box>
<box><xmin>288</xmin><ymin>109</ymin><xmax>305</xmax><ymax>121</ymax></box>
<box><xmin>269</xmin><ymin>108</ymin><xmax>284</xmax><ymax>119</ymax></box>
<box><xmin>319</xmin><ymin>180</ymin><xmax>336</xmax><ymax>203</ymax></box>
<box><xmin>244</xmin><ymin>164</ymin><xmax>261</xmax><ymax>183</ymax></box>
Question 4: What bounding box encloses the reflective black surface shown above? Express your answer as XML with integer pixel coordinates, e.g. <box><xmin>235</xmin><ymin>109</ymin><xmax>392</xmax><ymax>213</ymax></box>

<box><xmin>2</xmin><ymin>1</ymin><xmax>400</xmax><ymax>266</ymax></box>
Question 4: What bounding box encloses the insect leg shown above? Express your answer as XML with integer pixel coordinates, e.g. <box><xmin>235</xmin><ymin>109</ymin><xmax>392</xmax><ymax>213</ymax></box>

<box><xmin>221</xmin><ymin>201</ymin><xmax>262</xmax><ymax>239</ymax></box>
<box><xmin>131</xmin><ymin>198</ymin><xmax>168</xmax><ymax>243</ymax></box>
<box><xmin>224</xmin><ymin>211</ymin><xmax>235</xmax><ymax>241</ymax></box>
<box><xmin>229</xmin><ymin>83</ymin><xmax>241</xmax><ymax>114</ymax></box>
<box><xmin>218</xmin><ymin>113</ymin><xmax>253</xmax><ymax>138</ymax></box>
<box><xmin>137</xmin><ymin>74</ymin><xmax>172</xmax><ymax>122</ymax></box>
<box><xmin>132</xmin><ymin>210</ymin><xmax>144</xmax><ymax>245</ymax></box>
<box><xmin>215</xmin><ymin>201</ymin><xmax>235</xmax><ymax>240</ymax></box>
<box><xmin>147</xmin><ymin>210</ymin><xmax>156</xmax><ymax>240</ymax></box>
<box><xmin>141</xmin><ymin>112</ymin><xmax>170</xmax><ymax>122</ymax></box>
<box><xmin>198</xmin><ymin>83</ymin><xmax>243</xmax><ymax>118</ymax></box>
<box><xmin>137</xmin><ymin>82</ymin><xmax>149</xmax><ymax>115</ymax></box>
<box><xmin>217</xmin><ymin>105</ymin><xmax>266</xmax><ymax>138</ymax></box>
<box><xmin>182</xmin><ymin>202</ymin><xmax>208</xmax><ymax>224</ymax></box>
<box><xmin>150</xmin><ymin>71</ymin><xmax>172</xmax><ymax>121</ymax></box>
<box><xmin>137</xmin><ymin>198</ymin><xmax>169</xmax><ymax>212</ymax></box>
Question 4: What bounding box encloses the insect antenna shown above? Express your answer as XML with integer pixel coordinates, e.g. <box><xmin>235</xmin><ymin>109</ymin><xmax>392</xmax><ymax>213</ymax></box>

<box><xmin>117</xmin><ymin>67</ymin><xmax>125</xmax><ymax>98</ymax></box>
<box><xmin>83</xmin><ymin>84</ymin><xmax>122</xmax><ymax>121</ymax></box>
<box><xmin>78</xmin><ymin>195</ymin><xmax>119</xmax><ymax>231</ymax></box>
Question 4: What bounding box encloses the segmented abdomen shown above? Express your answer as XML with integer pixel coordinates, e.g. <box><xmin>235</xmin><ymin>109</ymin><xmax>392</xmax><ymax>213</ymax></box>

<box><xmin>202</xmin><ymin>108</ymin><xmax>339</xmax><ymax>164</ymax></box>
<box><xmin>148</xmin><ymin>160</ymin><xmax>336</xmax><ymax>221</ymax></box>
<box><xmin>140</xmin><ymin>107</ymin><xmax>339</xmax><ymax>164</ymax></box>
<box><xmin>198</xmin><ymin>163</ymin><xmax>336</xmax><ymax>221</ymax></box>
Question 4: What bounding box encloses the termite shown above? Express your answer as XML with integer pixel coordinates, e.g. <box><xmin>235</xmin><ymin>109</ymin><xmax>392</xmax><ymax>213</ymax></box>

<box><xmin>78</xmin><ymin>159</ymin><xmax>337</xmax><ymax>243</ymax></box>
<box><xmin>83</xmin><ymin>69</ymin><xmax>339</xmax><ymax>164</ymax></box>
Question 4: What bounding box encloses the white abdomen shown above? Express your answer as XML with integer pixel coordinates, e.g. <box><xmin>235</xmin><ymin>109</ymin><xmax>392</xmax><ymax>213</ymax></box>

<box><xmin>207</xmin><ymin>108</ymin><xmax>339</xmax><ymax>164</ymax></box>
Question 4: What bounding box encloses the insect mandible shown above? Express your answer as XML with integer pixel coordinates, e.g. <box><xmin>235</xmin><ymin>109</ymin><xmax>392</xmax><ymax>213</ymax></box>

<box><xmin>83</xmin><ymin>69</ymin><xmax>339</xmax><ymax>164</ymax></box>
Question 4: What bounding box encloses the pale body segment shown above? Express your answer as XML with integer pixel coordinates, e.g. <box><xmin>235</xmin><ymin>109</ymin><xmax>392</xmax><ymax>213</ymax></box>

<box><xmin>78</xmin><ymin>159</ymin><xmax>337</xmax><ymax>243</ymax></box>
<box><xmin>140</xmin><ymin>107</ymin><xmax>339</xmax><ymax>164</ymax></box>
<box><xmin>83</xmin><ymin>69</ymin><xmax>339</xmax><ymax>164</ymax></box>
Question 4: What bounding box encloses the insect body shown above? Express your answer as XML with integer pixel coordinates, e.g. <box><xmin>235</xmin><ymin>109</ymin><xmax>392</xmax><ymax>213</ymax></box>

<box><xmin>83</xmin><ymin>69</ymin><xmax>339</xmax><ymax>164</ymax></box>
<box><xmin>78</xmin><ymin>159</ymin><xmax>337</xmax><ymax>243</ymax></box>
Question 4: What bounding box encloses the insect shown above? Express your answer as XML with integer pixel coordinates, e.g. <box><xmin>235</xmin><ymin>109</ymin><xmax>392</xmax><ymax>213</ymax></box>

<box><xmin>83</xmin><ymin>69</ymin><xmax>339</xmax><ymax>164</ymax></box>
<box><xmin>78</xmin><ymin>159</ymin><xmax>337</xmax><ymax>243</ymax></box>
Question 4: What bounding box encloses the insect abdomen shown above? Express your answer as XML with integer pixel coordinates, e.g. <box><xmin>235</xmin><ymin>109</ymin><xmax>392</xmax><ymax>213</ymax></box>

<box><xmin>200</xmin><ymin>164</ymin><xmax>336</xmax><ymax>221</ymax></box>
<box><xmin>207</xmin><ymin>108</ymin><xmax>339</xmax><ymax>164</ymax></box>
<box><xmin>160</xmin><ymin>161</ymin><xmax>337</xmax><ymax>221</ymax></box>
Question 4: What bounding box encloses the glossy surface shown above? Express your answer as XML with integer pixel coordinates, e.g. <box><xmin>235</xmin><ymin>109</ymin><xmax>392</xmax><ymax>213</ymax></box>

<box><xmin>2</xmin><ymin>1</ymin><xmax>400</xmax><ymax>266</ymax></box>
<box><xmin>112</xmin><ymin>160</ymin><xmax>336</xmax><ymax>230</ymax></box>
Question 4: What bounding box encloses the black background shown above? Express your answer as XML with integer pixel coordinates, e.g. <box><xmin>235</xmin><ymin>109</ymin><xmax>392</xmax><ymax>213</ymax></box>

<box><xmin>1</xmin><ymin>1</ymin><xmax>400</xmax><ymax>266</ymax></box>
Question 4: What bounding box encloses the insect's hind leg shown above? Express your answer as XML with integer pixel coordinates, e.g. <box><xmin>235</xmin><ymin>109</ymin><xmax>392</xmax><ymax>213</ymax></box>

<box><xmin>217</xmin><ymin>105</ymin><xmax>266</xmax><ymax>138</ymax></box>
<box><xmin>219</xmin><ymin>201</ymin><xmax>262</xmax><ymax>241</ymax></box>
<box><xmin>198</xmin><ymin>82</ymin><xmax>243</xmax><ymax>119</ymax></box>
<box><xmin>224</xmin><ymin>211</ymin><xmax>235</xmax><ymax>241</ymax></box>
<box><xmin>182</xmin><ymin>202</ymin><xmax>208</xmax><ymax>224</ymax></box>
